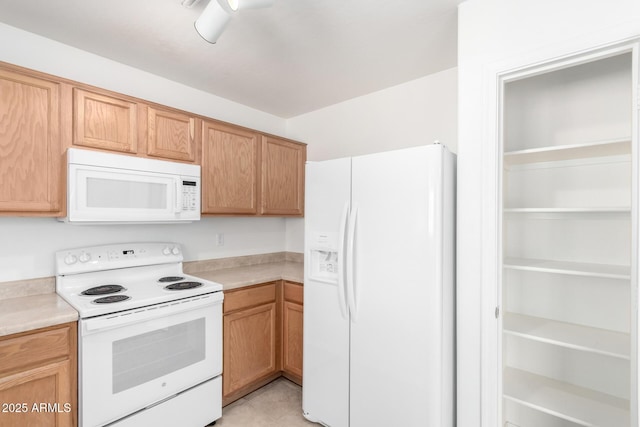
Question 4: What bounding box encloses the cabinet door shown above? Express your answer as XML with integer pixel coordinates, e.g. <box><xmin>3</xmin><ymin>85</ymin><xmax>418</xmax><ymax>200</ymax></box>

<box><xmin>73</xmin><ymin>88</ymin><xmax>137</xmax><ymax>154</ymax></box>
<box><xmin>202</xmin><ymin>121</ymin><xmax>259</xmax><ymax>214</ymax></box>
<box><xmin>282</xmin><ymin>282</ymin><xmax>303</xmax><ymax>384</ymax></box>
<box><xmin>0</xmin><ymin>322</ymin><xmax>77</xmax><ymax>427</ymax></box>
<box><xmin>223</xmin><ymin>302</ymin><xmax>278</xmax><ymax>398</ymax></box>
<box><xmin>0</xmin><ymin>68</ymin><xmax>62</xmax><ymax>214</ymax></box>
<box><xmin>0</xmin><ymin>360</ymin><xmax>73</xmax><ymax>427</ymax></box>
<box><xmin>147</xmin><ymin>107</ymin><xmax>196</xmax><ymax>162</ymax></box>
<box><xmin>260</xmin><ymin>136</ymin><xmax>305</xmax><ymax>216</ymax></box>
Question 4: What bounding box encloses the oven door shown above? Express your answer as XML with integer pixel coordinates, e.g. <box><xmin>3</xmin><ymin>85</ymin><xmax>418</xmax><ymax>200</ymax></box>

<box><xmin>79</xmin><ymin>292</ymin><xmax>222</xmax><ymax>427</ymax></box>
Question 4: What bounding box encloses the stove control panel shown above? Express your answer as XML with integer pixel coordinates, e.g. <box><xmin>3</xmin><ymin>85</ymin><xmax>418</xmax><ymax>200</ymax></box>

<box><xmin>56</xmin><ymin>242</ymin><xmax>185</xmax><ymax>275</ymax></box>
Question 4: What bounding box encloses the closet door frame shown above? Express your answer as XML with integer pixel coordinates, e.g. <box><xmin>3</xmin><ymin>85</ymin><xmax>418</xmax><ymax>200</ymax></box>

<box><xmin>479</xmin><ymin>39</ymin><xmax>639</xmax><ymax>427</ymax></box>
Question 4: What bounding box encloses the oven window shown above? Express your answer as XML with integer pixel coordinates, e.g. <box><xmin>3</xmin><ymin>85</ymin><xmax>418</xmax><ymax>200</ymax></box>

<box><xmin>87</xmin><ymin>178</ymin><xmax>167</xmax><ymax>209</ymax></box>
<box><xmin>112</xmin><ymin>318</ymin><xmax>205</xmax><ymax>393</ymax></box>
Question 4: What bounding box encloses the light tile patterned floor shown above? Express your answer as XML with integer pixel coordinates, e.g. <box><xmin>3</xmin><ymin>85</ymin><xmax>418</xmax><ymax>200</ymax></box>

<box><xmin>216</xmin><ymin>378</ymin><xmax>316</xmax><ymax>427</ymax></box>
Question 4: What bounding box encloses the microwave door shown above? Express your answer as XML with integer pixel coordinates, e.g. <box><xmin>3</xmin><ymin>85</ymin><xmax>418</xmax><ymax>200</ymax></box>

<box><xmin>69</xmin><ymin>165</ymin><xmax>180</xmax><ymax>222</ymax></box>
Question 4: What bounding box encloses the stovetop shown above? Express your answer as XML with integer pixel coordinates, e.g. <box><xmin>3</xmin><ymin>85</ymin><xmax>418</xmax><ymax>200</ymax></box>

<box><xmin>55</xmin><ymin>243</ymin><xmax>223</xmax><ymax>318</ymax></box>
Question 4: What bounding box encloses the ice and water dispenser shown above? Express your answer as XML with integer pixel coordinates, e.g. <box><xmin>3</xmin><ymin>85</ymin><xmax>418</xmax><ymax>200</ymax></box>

<box><xmin>308</xmin><ymin>232</ymin><xmax>339</xmax><ymax>284</ymax></box>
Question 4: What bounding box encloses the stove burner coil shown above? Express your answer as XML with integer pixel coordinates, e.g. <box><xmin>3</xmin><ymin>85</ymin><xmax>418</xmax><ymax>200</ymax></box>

<box><xmin>164</xmin><ymin>281</ymin><xmax>203</xmax><ymax>291</ymax></box>
<box><xmin>81</xmin><ymin>284</ymin><xmax>126</xmax><ymax>296</ymax></box>
<box><xmin>158</xmin><ymin>276</ymin><xmax>185</xmax><ymax>283</ymax></box>
<box><xmin>93</xmin><ymin>295</ymin><xmax>131</xmax><ymax>304</ymax></box>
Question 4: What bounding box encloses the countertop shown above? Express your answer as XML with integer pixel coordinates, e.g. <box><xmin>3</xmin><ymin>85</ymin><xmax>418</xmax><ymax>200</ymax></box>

<box><xmin>0</xmin><ymin>293</ymin><xmax>78</xmax><ymax>337</ymax></box>
<box><xmin>189</xmin><ymin>261</ymin><xmax>303</xmax><ymax>291</ymax></box>
<box><xmin>0</xmin><ymin>252</ymin><xmax>303</xmax><ymax>338</ymax></box>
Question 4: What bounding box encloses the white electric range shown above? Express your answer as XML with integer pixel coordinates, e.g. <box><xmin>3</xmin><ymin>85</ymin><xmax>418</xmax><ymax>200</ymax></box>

<box><xmin>56</xmin><ymin>242</ymin><xmax>224</xmax><ymax>427</ymax></box>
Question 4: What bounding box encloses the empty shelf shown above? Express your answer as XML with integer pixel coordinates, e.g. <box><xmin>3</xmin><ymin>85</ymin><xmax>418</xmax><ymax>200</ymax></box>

<box><xmin>503</xmin><ymin>368</ymin><xmax>629</xmax><ymax>427</ymax></box>
<box><xmin>504</xmin><ymin>138</ymin><xmax>631</xmax><ymax>166</ymax></box>
<box><xmin>503</xmin><ymin>313</ymin><xmax>630</xmax><ymax>359</ymax></box>
<box><xmin>503</xmin><ymin>258</ymin><xmax>630</xmax><ymax>280</ymax></box>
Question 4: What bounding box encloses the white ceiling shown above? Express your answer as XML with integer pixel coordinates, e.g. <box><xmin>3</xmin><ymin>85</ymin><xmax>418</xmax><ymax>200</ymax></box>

<box><xmin>0</xmin><ymin>0</ymin><xmax>461</xmax><ymax>118</ymax></box>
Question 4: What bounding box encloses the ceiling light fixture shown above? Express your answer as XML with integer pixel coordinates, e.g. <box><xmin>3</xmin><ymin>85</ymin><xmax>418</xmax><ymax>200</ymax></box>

<box><xmin>194</xmin><ymin>0</ymin><xmax>275</xmax><ymax>44</ymax></box>
<box><xmin>194</xmin><ymin>0</ymin><xmax>235</xmax><ymax>44</ymax></box>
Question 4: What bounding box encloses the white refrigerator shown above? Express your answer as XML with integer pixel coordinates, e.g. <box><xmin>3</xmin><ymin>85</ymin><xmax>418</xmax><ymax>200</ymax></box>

<box><xmin>302</xmin><ymin>144</ymin><xmax>455</xmax><ymax>427</ymax></box>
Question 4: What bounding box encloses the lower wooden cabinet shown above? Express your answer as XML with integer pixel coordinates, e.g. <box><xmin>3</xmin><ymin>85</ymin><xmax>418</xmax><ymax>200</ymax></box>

<box><xmin>222</xmin><ymin>280</ymin><xmax>303</xmax><ymax>405</ymax></box>
<box><xmin>223</xmin><ymin>282</ymin><xmax>281</xmax><ymax>405</ymax></box>
<box><xmin>0</xmin><ymin>322</ymin><xmax>77</xmax><ymax>427</ymax></box>
<box><xmin>282</xmin><ymin>281</ymin><xmax>303</xmax><ymax>385</ymax></box>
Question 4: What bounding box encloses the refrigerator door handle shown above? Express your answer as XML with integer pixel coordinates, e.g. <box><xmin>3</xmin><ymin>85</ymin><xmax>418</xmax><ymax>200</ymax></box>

<box><xmin>337</xmin><ymin>202</ymin><xmax>350</xmax><ymax>319</ymax></box>
<box><xmin>346</xmin><ymin>204</ymin><xmax>359</xmax><ymax>321</ymax></box>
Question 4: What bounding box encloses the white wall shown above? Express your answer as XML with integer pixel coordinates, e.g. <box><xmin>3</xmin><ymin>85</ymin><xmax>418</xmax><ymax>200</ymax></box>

<box><xmin>0</xmin><ymin>217</ymin><xmax>285</xmax><ymax>282</ymax></box>
<box><xmin>457</xmin><ymin>1</ymin><xmax>640</xmax><ymax>426</ymax></box>
<box><xmin>286</xmin><ymin>67</ymin><xmax>458</xmax><ymax>161</ymax></box>
<box><xmin>0</xmin><ymin>23</ymin><xmax>284</xmax><ymax>133</ymax></box>
<box><xmin>283</xmin><ymin>68</ymin><xmax>458</xmax><ymax>254</ymax></box>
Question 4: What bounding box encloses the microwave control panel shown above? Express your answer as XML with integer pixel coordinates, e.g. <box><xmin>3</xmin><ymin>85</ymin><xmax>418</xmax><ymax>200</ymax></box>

<box><xmin>182</xmin><ymin>180</ymin><xmax>199</xmax><ymax>211</ymax></box>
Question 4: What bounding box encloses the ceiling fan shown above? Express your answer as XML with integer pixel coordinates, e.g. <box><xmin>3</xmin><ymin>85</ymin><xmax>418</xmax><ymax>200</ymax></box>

<box><xmin>183</xmin><ymin>0</ymin><xmax>276</xmax><ymax>44</ymax></box>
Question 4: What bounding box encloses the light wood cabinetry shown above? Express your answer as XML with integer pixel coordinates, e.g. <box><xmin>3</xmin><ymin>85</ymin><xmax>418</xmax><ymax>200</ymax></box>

<box><xmin>201</xmin><ymin>121</ymin><xmax>260</xmax><ymax>214</ymax></box>
<box><xmin>0</xmin><ymin>322</ymin><xmax>77</xmax><ymax>427</ymax></box>
<box><xmin>260</xmin><ymin>136</ymin><xmax>305</xmax><ymax>216</ymax></box>
<box><xmin>146</xmin><ymin>106</ymin><xmax>196</xmax><ymax>162</ymax></box>
<box><xmin>201</xmin><ymin>125</ymin><xmax>306</xmax><ymax>216</ymax></box>
<box><xmin>72</xmin><ymin>88</ymin><xmax>137</xmax><ymax>154</ymax></box>
<box><xmin>0</xmin><ymin>65</ymin><xmax>63</xmax><ymax>215</ymax></box>
<box><xmin>282</xmin><ymin>281</ymin><xmax>303</xmax><ymax>385</ymax></box>
<box><xmin>73</xmin><ymin>89</ymin><xmax>198</xmax><ymax>163</ymax></box>
<box><xmin>223</xmin><ymin>282</ymin><xmax>281</xmax><ymax>405</ymax></box>
<box><xmin>223</xmin><ymin>280</ymin><xmax>304</xmax><ymax>405</ymax></box>
<box><xmin>0</xmin><ymin>61</ymin><xmax>305</xmax><ymax>217</ymax></box>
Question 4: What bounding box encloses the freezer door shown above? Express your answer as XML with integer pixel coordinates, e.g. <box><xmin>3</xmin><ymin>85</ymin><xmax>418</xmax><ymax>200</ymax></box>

<box><xmin>348</xmin><ymin>145</ymin><xmax>455</xmax><ymax>427</ymax></box>
<box><xmin>303</xmin><ymin>158</ymin><xmax>352</xmax><ymax>427</ymax></box>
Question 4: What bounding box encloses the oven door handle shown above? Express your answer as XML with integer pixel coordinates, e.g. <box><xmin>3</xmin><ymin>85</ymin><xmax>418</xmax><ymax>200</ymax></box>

<box><xmin>82</xmin><ymin>292</ymin><xmax>223</xmax><ymax>333</ymax></box>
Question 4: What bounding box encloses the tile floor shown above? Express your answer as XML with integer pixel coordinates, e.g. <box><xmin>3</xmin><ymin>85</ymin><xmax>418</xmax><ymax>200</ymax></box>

<box><xmin>216</xmin><ymin>378</ymin><xmax>316</xmax><ymax>427</ymax></box>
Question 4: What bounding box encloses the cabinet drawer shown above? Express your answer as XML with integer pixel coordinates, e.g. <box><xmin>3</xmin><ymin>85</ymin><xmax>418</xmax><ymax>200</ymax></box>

<box><xmin>283</xmin><ymin>281</ymin><xmax>303</xmax><ymax>305</ymax></box>
<box><xmin>0</xmin><ymin>325</ymin><xmax>72</xmax><ymax>376</ymax></box>
<box><xmin>224</xmin><ymin>282</ymin><xmax>277</xmax><ymax>314</ymax></box>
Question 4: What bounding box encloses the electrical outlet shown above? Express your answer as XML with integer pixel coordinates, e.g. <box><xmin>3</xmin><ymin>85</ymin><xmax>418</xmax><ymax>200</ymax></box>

<box><xmin>216</xmin><ymin>233</ymin><xmax>224</xmax><ymax>246</ymax></box>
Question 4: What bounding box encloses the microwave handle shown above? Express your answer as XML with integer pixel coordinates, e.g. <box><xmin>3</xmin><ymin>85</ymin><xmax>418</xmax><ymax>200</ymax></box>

<box><xmin>175</xmin><ymin>178</ymin><xmax>183</xmax><ymax>213</ymax></box>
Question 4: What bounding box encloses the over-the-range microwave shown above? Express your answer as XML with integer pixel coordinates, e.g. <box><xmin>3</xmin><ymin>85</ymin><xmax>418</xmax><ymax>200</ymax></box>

<box><xmin>61</xmin><ymin>148</ymin><xmax>201</xmax><ymax>223</ymax></box>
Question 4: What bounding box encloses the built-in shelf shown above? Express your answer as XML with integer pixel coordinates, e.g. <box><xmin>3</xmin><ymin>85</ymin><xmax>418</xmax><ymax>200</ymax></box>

<box><xmin>504</xmin><ymin>207</ymin><xmax>631</xmax><ymax>214</ymax></box>
<box><xmin>503</xmin><ymin>313</ymin><xmax>630</xmax><ymax>360</ymax></box>
<box><xmin>503</xmin><ymin>257</ymin><xmax>630</xmax><ymax>280</ymax></box>
<box><xmin>503</xmin><ymin>368</ymin><xmax>630</xmax><ymax>427</ymax></box>
<box><xmin>504</xmin><ymin>139</ymin><xmax>631</xmax><ymax>166</ymax></box>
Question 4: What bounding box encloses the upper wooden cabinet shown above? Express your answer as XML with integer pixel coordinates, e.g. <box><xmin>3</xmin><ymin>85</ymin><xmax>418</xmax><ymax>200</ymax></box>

<box><xmin>260</xmin><ymin>136</ymin><xmax>306</xmax><ymax>216</ymax></box>
<box><xmin>0</xmin><ymin>61</ymin><xmax>305</xmax><ymax>217</ymax></box>
<box><xmin>201</xmin><ymin>121</ymin><xmax>260</xmax><ymax>214</ymax></box>
<box><xmin>0</xmin><ymin>66</ymin><xmax>62</xmax><ymax>215</ymax></box>
<box><xmin>73</xmin><ymin>88</ymin><xmax>138</xmax><ymax>154</ymax></box>
<box><xmin>201</xmin><ymin>126</ymin><xmax>306</xmax><ymax>216</ymax></box>
<box><xmin>146</xmin><ymin>106</ymin><xmax>196</xmax><ymax>162</ymax></box>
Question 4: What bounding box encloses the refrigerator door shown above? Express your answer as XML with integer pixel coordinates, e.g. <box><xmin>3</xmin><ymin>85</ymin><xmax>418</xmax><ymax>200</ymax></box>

<box><xmin>348</xmin><ymin>145</ymin><xmax>455</xmax><ymax>427</ymax></box>
<box><xmin>303</xmin><ymin>157</ymin><xmax>352</xmax><ymax>427</ymax></box>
